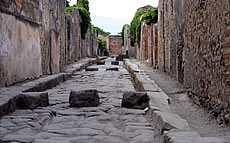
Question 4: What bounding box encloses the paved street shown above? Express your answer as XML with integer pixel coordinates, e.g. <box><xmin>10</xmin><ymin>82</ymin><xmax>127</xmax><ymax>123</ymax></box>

<box><xmin>0</xmin><ymin>58</ymin><xmax>161</xmax><ymax>143</ymax></box>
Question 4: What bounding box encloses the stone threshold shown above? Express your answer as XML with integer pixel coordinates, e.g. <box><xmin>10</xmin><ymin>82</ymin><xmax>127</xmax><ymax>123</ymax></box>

<box><xmin>123</xmin><ymin>59</ymin><xmax>226</xmax><ymax>143</ymax></box>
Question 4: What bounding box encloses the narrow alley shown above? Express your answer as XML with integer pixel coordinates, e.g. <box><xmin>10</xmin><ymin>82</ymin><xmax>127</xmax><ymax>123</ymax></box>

<box><xmin>0</xmin><ymin>58</ymin><xmax>162</xmax><ymax>143</ymax></box>
<box><xmin>2</xmin><ymin>0</ymin><xmax>230</xmax><ymax>143</ymax></box>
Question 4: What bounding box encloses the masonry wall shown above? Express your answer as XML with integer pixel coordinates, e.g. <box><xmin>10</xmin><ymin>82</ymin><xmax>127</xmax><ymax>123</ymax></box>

<box><xmin>66</xmin><ymin>8</ymin><xmax>82</xmax><ymax>64</ymax></box>
<box><xmin>184</xmin><ymin>0</ymin><xmax>230</xmax><ymax>107</ymax></box>
<box><xmin>40</xmin><ymin>0</ymin><xmax>66</xmax><ymax>74</ymax></box>
<box><xmin>137</xmin><ymin>22</ymin><xmax>158</xmax><ymax>67</ymax></box>
<box><xmin>0</xmin><ymin>0</ymin><xmax>98</xmax><ymax>88</ymax></box>
<box><xmin>158</xmin><ymin>0</ymin><xmax>230</xmax><ymax>112</ymax></box>
<box><xmin>0</xmin><ymin>0</ymin><xmax>42</xmax><ymax>87</ymax></box>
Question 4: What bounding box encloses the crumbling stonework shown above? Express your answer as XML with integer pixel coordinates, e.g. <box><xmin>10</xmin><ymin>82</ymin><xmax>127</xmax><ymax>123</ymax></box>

<box><xmin>66</xmin><ymin>8</ymin><xmax>82</xmax><ymax>63</ymax></box>
<box><xmin>158</xmin><ymin>0</ymin><xmax>230</xmax><ymax>117</ymax></box>
<box><xmin>0</xmin><ymin>0</ymin><xmax>98</xmax><ymax>88</ymax></box>
<box><xmin>40</xmin><ymin>0</ymin><xmax>66</xmax><ymax>74</ymax></box>
<box><xmin>81</xmin><ymin>24</ymin><xmax>98</xmax><ymax>58</ymax></box>
<box><xmin>0</xmin><ymin>0</ymin><xmax>42</xmax><ymax>87</ymax></box>
<box><xmin>124</xmin><ymin>25</ymin><xmax>130</xmax><ymax>55</ymax></box>
<box><xmin>137</xmin><ymin>22</ymin><xmax>158</xmax><ymax>67</ymax></box>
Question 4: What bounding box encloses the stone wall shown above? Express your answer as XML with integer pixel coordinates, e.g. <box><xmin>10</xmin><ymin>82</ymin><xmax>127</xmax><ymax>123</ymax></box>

<box><xmin>40</xmin><ymin>0</ymin><xmax>66</xmax><ymax>74</ymax></box>
<box><xmin>81</xmin><ymin>24</ymin><xmax>98</xmax><ymax>58</ymax></box>
<box><xmin>0</xmin><ymin>0</ymin><xmax>42</xmax><ymax>87</ymax></box>
<box><xmin>66</xmin><ymin>8</ymin><xmax>82</xmax><ymax>63</ymax></box>
<box><xmin>137</xmin><ymin>22</ymin><xmax>158</xmax><ymax>67</ymax></box>
<box><xmin>184</xmin><ymin>0</ymin><xmax>230</xmax><ymax>108</ymax></box>
<box><xmin>158</xmin><ymin>0</ymin><xmax>230</xmax><ymax>113</ymax></box>
<box><xmin>0</xmin><ymin>0</ymin><xmax>98</xmax><ymax>88</ymax></box>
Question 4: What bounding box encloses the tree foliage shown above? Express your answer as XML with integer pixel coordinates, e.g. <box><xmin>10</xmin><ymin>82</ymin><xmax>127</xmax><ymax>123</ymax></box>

<box><xmin>129</xmin><ymin>7</ymin><xmax>158</xmax><ymax>46</ymax></box>
<box><xmin>92</xmin><ymin>25</ymin><xmax>110</xmax><ymax>37</ymax></box>
<box><xmin>142</xmin><ymin>7</ymin><xmax>158</xmax><ymax>25</ymax></box>
<box><xmin>130</xmin><ymin>10</ymin><xmax>145</xmax><ymax>46</ymax></box>
<box><xmin>121</xmin><ymin>24</ymin><xmax>129</xmax><ymax>46</ymax></box>
<box><xmin>66</xmin><ymin>0</ymin><xmax>91</xmax><ymax>39</ymax></box>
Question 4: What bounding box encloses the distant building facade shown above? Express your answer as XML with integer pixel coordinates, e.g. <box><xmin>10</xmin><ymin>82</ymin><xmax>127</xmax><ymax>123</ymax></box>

<box><xmin>107</xmin><ymin>35</ymin><xmax>123</xmax><ymax>56</ymax></box>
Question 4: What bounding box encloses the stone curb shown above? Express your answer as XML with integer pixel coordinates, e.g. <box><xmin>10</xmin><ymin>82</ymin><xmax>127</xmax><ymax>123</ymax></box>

<box><xmin>0</xmin><ymin>57</ymin><xmax>106</xmax><ymax>117</ymax></box>
<box><xmin>123</xmin><ymin>59</ymin><xmax>226</xmax><ymax>143</ymax></box>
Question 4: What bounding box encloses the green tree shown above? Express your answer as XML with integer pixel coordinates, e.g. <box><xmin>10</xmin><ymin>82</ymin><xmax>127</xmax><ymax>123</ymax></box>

<box><xmin>92</xmin><ymin>25</ymin><xmax>110</xmax><ymax>37</ymax></box>
<box><xmin>77</xmin><ymin>0</ymin><xmax>89</xmax><ymax>11</ymax></box>
<box><xmin>121</xmin><ymin>24</ymin><xmax>129</xmax><ymax>46</ymax></box>
<box><xmin>130</xmin><ymin>9</ymin><xmax>145</xmax><ymax>46</ymax></box>
<box><xmin>142</xmin><ymin>7</ymin><xmax>158</xmax><ymax>25</ymax></box>
<box><xmin>66</xmin><ymin>0</ymin><xmax>91</xmax><ymax>39</ymax></box>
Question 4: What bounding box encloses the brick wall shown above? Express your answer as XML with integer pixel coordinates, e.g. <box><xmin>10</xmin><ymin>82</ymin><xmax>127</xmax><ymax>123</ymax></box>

<box><xmin>107</xmin><ymin>35</ymin><xmax>123</xmax><ymax>56</ymax></box>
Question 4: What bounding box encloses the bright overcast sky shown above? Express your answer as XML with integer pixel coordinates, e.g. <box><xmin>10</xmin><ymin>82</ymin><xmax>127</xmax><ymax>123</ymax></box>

<box><xmin>69</xmin><ymin>0</ymin><xmax>159</xmax><ymax>34</ymax></box>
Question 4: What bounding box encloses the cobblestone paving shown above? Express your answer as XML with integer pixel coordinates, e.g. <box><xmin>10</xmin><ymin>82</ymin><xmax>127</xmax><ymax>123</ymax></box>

<box><xmin>0</xmin><ymin>58</ymin><xmax>161</xmax><ymax>143</ymax></box>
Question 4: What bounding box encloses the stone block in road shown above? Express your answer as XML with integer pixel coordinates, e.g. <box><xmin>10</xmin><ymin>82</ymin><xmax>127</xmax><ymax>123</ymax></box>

<box><xmin>106</xmin><ymin>68</ymin><xmax>119</xmax><ymax>71</ymax></box>
<box><xmin>121</xmin><ymin>91</ymin><xmax>150</xmax><ymax>110</ymax></box>
<box><xmin>85</xmin><ymin>68</ymin><xmax>99</xmax><ymax>71</ymax></box>
<box><xmin>16</xmin><ymin>92</ymin><xmax>49</xmax><ymax>109</ymax></box>
<box><xmin>111</xmin><ymin>61</ymin><xmax>119</xmax><ymax>65</ymax></box>
<box><xmin>96</xmin><ymin>61</ymin><xmax>105</xmax><ymax>65</ymax></box>
<box><xmin>69</xmin><ymin>90</ymin><xmax>99</xmax><ymax>107</ymax></box>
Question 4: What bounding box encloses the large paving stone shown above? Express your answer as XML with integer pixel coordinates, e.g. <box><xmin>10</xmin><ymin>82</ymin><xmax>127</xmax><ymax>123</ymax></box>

<box><xmin>16</xmin><ymin>92</ymin><xmax>49</xmax><ymax>109</ymax></box>
<box><xmin>153</xmin><ymin>111</ymin><xmax>191</xmax><ymax>135</ymax></box>
<box><xmin>2</xmin><ymin>134</ymin><xmax>34</xmax><ymax>143</ymax></box>
<box><xmin>121</xmin><ymin>91</ymin><xmax>149</xmax><ymax>110</ymax></box>
<box><xmin>69</xmin><ymin>90</ymin><xmax>99</xmax><ymax>107</ymax></box>
<box><xmin>148</xmin><ymin>92</ymin><xmax>170</xmax><ymax>111</ymax></box>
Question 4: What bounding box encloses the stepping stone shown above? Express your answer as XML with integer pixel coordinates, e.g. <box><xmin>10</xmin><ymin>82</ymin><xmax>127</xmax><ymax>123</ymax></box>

<box><xmin>122</xmin><ymin>91</ymin><xmax>149</xmax><ymax>109</ymax></box>
<box><xmin>106</xmin><ymin>68</ymin><xmax>119</xmax><ymax>71</ymax></box>
<box><xmin>16</xmin><ymin>92</ymin><xmax>49</xmax><ymax>109</ymax></box>
<box><xmin>85</xmin><ymin>68</ymin><xmax>98</xmax><ymax>71</ymax></box>
<box><xmin>111</xmin><ymin>61</ymin><xmax>119</xmax><ymax>65</ymax></box>
<box><xmin>69</xmin><ymin>90</ymin><xmax>99</xmax><ymax>107</ymax></box>
<box><xmin>96</xmin><ymin>61</ymin><xmax>105</xmax><ymax>65</ymax></box>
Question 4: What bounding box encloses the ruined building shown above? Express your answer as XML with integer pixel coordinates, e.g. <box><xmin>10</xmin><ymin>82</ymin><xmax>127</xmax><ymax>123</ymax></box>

<box><xmin>0</xmin><ymin>0</ymin><xmax>98</xmax><ymax>87</ymax></box>
<box><xmin>132</xmin><ymin>0</ymin><xmax>230</xmax><ymax>117</ymax></box>
<box><xmin>107</xmin><ymin>35</ymin><xmax>123</xmax><ymax>56</ymax></box>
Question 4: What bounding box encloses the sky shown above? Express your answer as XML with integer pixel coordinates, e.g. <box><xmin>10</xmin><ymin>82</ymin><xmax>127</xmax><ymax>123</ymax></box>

<box><xmin>69</xmin><ymin>0</ymin><xmax>159</xmax><ymax>34</ymax></box>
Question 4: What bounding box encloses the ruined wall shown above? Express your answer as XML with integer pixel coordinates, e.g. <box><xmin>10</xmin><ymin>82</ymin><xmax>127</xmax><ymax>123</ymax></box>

<box><xmin>124</xmin><ymin>25</ymin><xmax>130</xmax><ymax>55</ymax></box>
<box><xmin>107</xmin><ymin>35</ymin><xmax>123</xmax><ymax>56</ymax></box>
<box><xmin>81</xmin><ymin>25</ymin><xmax>98</xmax><ymax>58</ymax></box>
<box><xmin>0</xmin><ymin>0</ymin><xmax>42</xmax><ymax>87</ymax></box>
<box><xmin>66</xmin><ymin>8</ymin><xmax>82</xmax><ymax>63</ymax></box>
<box><xmin>137</xmin><ymin>22</ymin><xmax>158</xmax><ymax>67</ymax></box>
<box><xmin>158</xmin><ymin>0</ymin><xmax>230</xmax><ymax>113</ymax></box>
<box><xmin>40</xmin><ymin>0</ymin><xmax>66</xmax><ymax>74</ymax></box>
<box><xmin>184</xmin><ymin>0</ymin><xmax>230</xmax><ymax>107</ymax></box>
